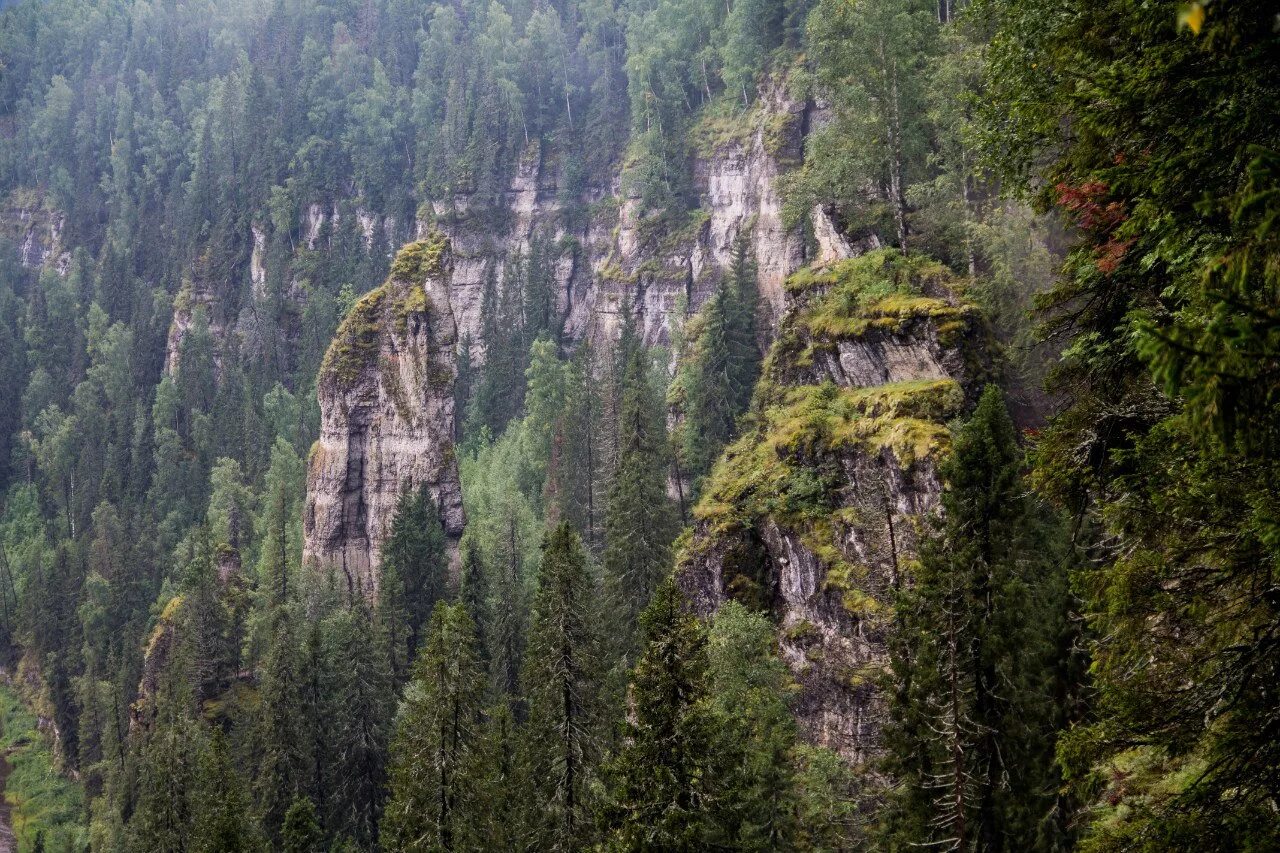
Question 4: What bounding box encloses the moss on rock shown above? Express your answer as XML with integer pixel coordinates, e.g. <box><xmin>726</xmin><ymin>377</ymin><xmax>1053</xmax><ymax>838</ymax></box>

<box><xmin>320</xmin><ymin>287</ymin><xmax>386</xmax><ymax>387</ymax></box>
<box><xmin>389</xmin><ymin>231</ymin><xmax>450</xmax><ymax>282</ymax></box>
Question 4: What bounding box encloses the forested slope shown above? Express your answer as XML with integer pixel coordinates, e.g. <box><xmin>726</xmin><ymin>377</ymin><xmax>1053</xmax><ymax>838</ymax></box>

<box><xmin>0</xmin><ymin>0</ymin><xmax>1276</xmax><ymax>850</ymax></box>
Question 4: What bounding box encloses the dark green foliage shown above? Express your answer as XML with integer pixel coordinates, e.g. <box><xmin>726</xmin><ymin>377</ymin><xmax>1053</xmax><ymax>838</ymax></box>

<box><xmin>522</xmin><ymin>523</ymin><xmax>602</xmax><ymax>850</ymax></box>
<box><xmin>598</xmin><ymin>580</ymin><xmax>718</xmax><ymax>851</ymax></box>
<box><xmin>602</xmin><ymin>337</ymin><xmax>677</xmax><ymax>651</ymax></box>
<box><xmin>381</xmin><ymin>602</ymin><xmax>486</xmax><ymax>851</ymax></box>
<box><xmin>255</xmin><ymin>611</ymin><xmax>309</xmax><ymax>844</ymax></box>
<box><xmin>882</xmin><ymin>387</ymin><xmax>1076</xmax><ymax>851</ymax></box>
<box><xmin>976</xmin><ymin>0</ymin><xmax>1280</xmax><ymax>845</ymax></box>
<box><xmin>379</xmin><ymin>483</ymin><xmax>448</xmax><ymax>659</ymax></box>
<box><xmin>459</xmin><ymin>539</ymin><xmax>493</xmax><ymax>676</ymax></box>
<box><xmin>282</xmin><ymin>796</ymin><xmax>324</xmax><ymax>853</ymax></box>
<box><xmin>676</xmin><ymin>234</ymin><xmax>761</xmax><ymax>494</ymax></box>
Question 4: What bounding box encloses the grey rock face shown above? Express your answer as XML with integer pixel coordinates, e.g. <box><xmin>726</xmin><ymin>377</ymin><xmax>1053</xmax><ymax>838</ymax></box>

<box><xmin>428</xmin><ymin>76</ymin><xmax>816</xmax><ymax>357</ymax></box>
<box><xmin>678</xmin><ymin>254</ymin><xmax>993</xmax><ymax>766</ymax></box>
<box><xmin>302</xmin><ymin>235</ymin><xmax>465</xmax><ymax>598</ymax></box>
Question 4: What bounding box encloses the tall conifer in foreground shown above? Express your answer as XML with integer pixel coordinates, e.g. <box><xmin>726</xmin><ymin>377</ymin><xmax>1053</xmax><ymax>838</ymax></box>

<box><xmin>522</xmin><ymin>522</ymin><xmax>601</xmax><ymax>851</ymax></box>
<box><xmin>882</xmin><ymin>386</ymin><xmax>1072</xmax><ymax>851</ymax></box>
<box><xmin>599</xmin><ymin>580</ymin><xmax>717</xmax><ymax>851</ymax></box>
<box><xmin>382</xmin><ymin>603</ymin><xmax>487</xmax><ymax>851</ymax></box>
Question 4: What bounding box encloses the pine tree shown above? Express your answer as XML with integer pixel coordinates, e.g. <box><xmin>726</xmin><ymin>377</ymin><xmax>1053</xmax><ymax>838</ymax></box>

<box><xmin>522</xmin><ymin>522</ymin><xmax>601</xmax><ymax>850</ymax></box>
<box><xmin>599</xmin><ymin>580</ymin><xmax>717</xmax><ymax>851</ymax></box>
<box><xmin>382</xmin><ymin>602</ymin><xmax>486</xmax><ymax>851</ymax></box>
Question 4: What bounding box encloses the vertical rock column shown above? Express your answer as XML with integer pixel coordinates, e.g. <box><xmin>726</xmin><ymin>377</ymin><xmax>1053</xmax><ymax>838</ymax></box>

<box><xmin>303</xmin><ymin>233</ymin><xmax>465</xmax><ymax>598</ymax></box>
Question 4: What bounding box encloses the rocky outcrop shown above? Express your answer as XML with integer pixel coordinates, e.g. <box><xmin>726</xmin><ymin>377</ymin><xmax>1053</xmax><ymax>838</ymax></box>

<box><xmin>303</xmin><ymin>234</ymin><xmax>465</xmax><ymax>597</ymax></box>
<box><xmin>428</xmin><ymin>74</ymin><xmax>815</xmax><ymax>357</ymax></box>
<box><xmin>1</xmin><ymin>189</ymin><xmax>67</xmax><ymax>271</ymax></box>
<box><xmin>678</xmin><ymin>250</ymin><xmax>994</xmax><ymax>766</ymax></box>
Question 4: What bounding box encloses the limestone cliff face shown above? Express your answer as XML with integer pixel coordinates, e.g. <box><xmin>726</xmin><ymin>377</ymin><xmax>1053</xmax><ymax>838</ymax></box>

<box><xmin>1</xmin><ymin>189</ymin><xmax>68</xmax><ymax>271</ymax></box>
<box><xmin>302</xmin><ymin>234</ymin><xmax>465</xmax><ymax>597</ymax></box>
<box><xmin>678</xmin><ymin>250</ymin><xmax>994</xmax><ymax>766</ymax></box>
<box><xmin>429</xmin><ymin>75</ymin><xmax>815</xmax><ymax>356</ymax></box>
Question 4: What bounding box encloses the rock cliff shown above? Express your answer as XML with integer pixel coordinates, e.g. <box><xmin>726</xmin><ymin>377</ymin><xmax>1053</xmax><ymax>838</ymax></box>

<box><xmin>678</xmin><ymin>250</ymin><xmax>994</xmax><ymax>766</ymax></box>
<box><xmin>302</xmin><ymin>234</ymin><xmax>465</xmax><ymax>597</ymax></box>
<box><xmin>429</xmin><ymin>75</ymin><xmax>816</xmax><ymax>355</ymax></box>
<box><xmin>1</xmin><ymin>189</ymin><xmax>67</xmax><ymax>271</ymax></box>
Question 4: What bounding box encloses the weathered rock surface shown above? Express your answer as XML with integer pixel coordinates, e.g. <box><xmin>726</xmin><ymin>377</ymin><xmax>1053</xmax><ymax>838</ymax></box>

<box><xmin>678</xmin><ymin>250</ymin><xmax>994</xmax><ymax>766</ymax></box>
<box><xmin>1</xmin><ymin>189</ymin><xmax>67</xmax><ymax>271</ymax></box>
<box><xmin>302</xmin><ymin>234</ymin><xmax>465</xmax><ymax>597</ymax></box>
<box><xmin>429</xmin><ymin>75</ymin><xmax>818</xmax><ymax>357</ymax></box>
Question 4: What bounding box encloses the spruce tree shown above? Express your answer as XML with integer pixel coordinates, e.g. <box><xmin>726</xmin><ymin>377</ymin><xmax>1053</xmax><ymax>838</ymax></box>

<box><xmin>678</xmin><ymin>234</ymin><xmax>760</xmax><ymax>494</ymax></box>
<box><xmin>382</xmin><ymin>602</ymin><xmax>487</xmax><ymax>851</ymax></box>
<box><xmin>599</xmin><ymin>580</ymin><xmax>717</xmax><ymax>851</ymax></box>
<box><xmin>194</xmin><ymin>729</ymin><xmax>256</xmax><ymax>853</ymax></box>
<box><xmin>703</xmin><ymin>601</ymin><xmax>801</xmax><ymax>850</ymax></box>
<box><xmin>255</xmin><ymin>609</ymin><xmax>308</xmax><ymax>843</ymax></box>
<box><xmin>380</xmin><ymin>483</ymin><xmax>447</xmax><ymax>656</ymax></box>
<box><xmin>883</xmin><ymin>386</ymin><xmax>1070</xmax><ymax>851</ymax></box>
<box><xmin>522</xmin><ymin>522</ymin><xmax>601</xmax><ymax>850</ymax></box>
<box><xmin>602</xmin><ymin>343</ymin><xmax>675</xmax><ymax>652</ymax></box>
<box><xmin>326</xmin><ymin>602</ymin><xmax>393</xmax><ymax>848</ymax></box>
<box><xmin>459</xmin><ymin>538</ymin><xmax>492</xmax><ymax>676</ymax></box>
<box><xmin>282</xmin><ymin>795</ymin><xmax>324</xmax><ymax>853</ymax></box>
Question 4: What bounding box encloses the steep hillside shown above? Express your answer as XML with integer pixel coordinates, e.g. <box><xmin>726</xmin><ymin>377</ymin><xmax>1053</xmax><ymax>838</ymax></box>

<box><xmin>679</xmin><ymin>249</ymin><xmax>995</xmax><ymax>765</ymax></box>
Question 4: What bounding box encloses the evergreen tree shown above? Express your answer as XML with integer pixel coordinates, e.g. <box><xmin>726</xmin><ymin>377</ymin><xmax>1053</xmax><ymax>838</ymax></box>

<box><xmin>522</xmin><ymin>522</ymin><xmax>601</xmax><ymax>850</ymax></box>
<box><xmin>599</xmin><ymin>580</ymin><xmax>717</xmax><ymax>851</ymax></box>
<box><xmin>459</xmin><ymin>538</ymin><xmax>492</xmax><ymax>675</ymax></box>
<box><xmin>678</xmin><ymin>234</ymin><xmax>760</xmax><ymax>493</ymax></box>
<box><xmin>255</xmin><ymin>609</ymin><xmax>309</xmax><ymax>844</ymax></box>
<box><xmin>193</xmin><ymin>730</ymin><xmax>257</xmax><ymax>853</ymax></box>
<box><xmin>602</xmin><ymin>341</ymin><xmax>675</xmax><ymax>652</ymax></box>
<box><xmin>282</xmin><ymin>795</ymin><xmax>324</xmax><ymax>853</ymax></box>
<box><xmin>380</xmin><ymin>483</ymin><xmax>447</xmax><ymax>655</ymax></box>
<box><xmin>882</xmin><ymin>386</ymin><xmax>1071</xmax><ymax>851</ymax></box>
<box><xmin>703</xmin><ymin>601</ymin><xmax>801</xmax><ymax>850</ymax></box>
<box><xmin>382</xmin><ymin>602</ymin><xmax>487</xmax><ymax>851</ymax></box>
<box><xmin>326</xmin><ymin>602</ymin><xmax>394</xmax><ymax>847</ymax></box>
<box><xmin>548</xmin><ymin>343</ymin><xmax>603</xmax><ymax>546</ymax></box>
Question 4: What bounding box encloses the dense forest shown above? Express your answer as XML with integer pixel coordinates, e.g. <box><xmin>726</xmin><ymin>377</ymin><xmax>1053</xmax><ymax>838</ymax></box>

<box><xmin>0</xmin><ymin>0</ymin><xmax>1276</xmax><ymax>850</ymax></box>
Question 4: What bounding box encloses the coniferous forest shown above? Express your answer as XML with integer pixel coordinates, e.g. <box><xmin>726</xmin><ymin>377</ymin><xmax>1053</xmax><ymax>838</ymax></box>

<box><xmin>0</xmin><ymin>0</ymin><xmax>1276</xmax><ymax>850</ymax></box>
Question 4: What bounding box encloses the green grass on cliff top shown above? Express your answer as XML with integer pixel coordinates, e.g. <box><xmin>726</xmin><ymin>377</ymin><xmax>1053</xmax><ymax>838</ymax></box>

<box><xmin>683</xmin><ymin>250</ymin><xmax>980</xmax><ymax>604</ymax></box>
<box><xmin>320</xmin><ymin>234</ymin><xmax>448</xmax><ymax>388</ymax></box>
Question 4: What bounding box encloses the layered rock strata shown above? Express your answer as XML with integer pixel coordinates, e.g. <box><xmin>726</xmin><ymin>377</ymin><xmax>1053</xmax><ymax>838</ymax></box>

<box><xmin>678</xmin><ymin>250</ymin><xmax>994</xmax><ymax>765</ymax></box>
<box><xmin>302</xmin><ymin>234</ymin><xmax>465</xmax><ymax>597</ymax></box>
